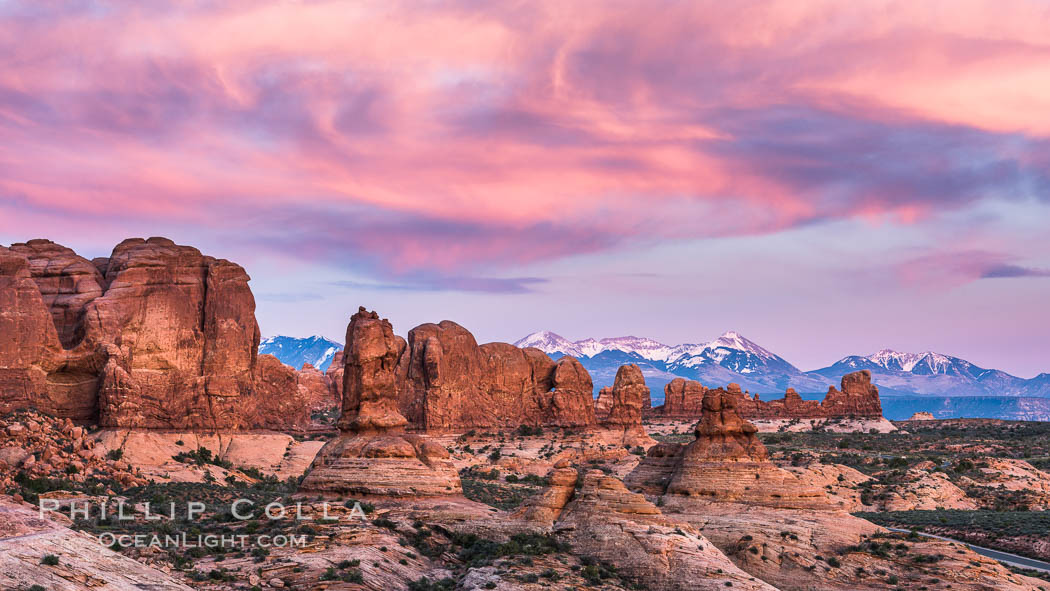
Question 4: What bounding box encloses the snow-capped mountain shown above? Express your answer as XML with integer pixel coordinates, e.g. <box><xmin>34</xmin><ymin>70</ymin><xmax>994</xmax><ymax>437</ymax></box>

<box><xmin>516</xmin><ymin>333</ymin><xmax>1049</xmax><ymax>400</ymax></box>
<box><xmin>259</xmin><ymin>335</ymin><xmax>342</xmax><ymax>371</ymax></box>
<box><xmin>809</xmin><ymin>349</ymin><xmax>1032</xmax><ymax>397</ymax></box>
<box><xmin>514</xmin><ymin>330</ymin><xmax>830</xmax><ymax>396</ymax></box>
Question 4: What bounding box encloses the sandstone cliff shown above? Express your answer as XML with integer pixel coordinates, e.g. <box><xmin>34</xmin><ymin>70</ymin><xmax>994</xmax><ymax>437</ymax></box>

<box><xmin>1</xmin><ymin>238</ymin><xmax>317</xmax><ymax>431</ymax></box>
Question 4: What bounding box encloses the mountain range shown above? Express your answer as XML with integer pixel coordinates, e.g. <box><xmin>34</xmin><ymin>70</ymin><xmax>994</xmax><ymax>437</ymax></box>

<box><xmin>259</xmin><ymin>335</ymin><xmax>342</xmax><ymax>371</ymax></box>
<box><xmin>259</xmin><ymin>333</ymin><xmax>1048</xmax><ymax>401</ymax></box>
<box><xmin>514</xmin><ymin>331</ymin><xmax>1050</xmax><ymax>401</ymax></box>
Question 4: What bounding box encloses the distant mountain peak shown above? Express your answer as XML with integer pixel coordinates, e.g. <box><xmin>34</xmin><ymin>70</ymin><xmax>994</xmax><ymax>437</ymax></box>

<box><xmin>514</xmin><ymin>329</ymin><xmax>788</xmax><ymax>371</ymax></box>
<box><xmin>259</xmin><ymin>335</ymin><xmax>343</xmax><ymax>371</ymax></box>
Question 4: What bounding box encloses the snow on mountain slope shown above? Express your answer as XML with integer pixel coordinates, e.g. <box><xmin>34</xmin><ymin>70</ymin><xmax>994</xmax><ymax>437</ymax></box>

<box><xmin>810</xmin><ymin>349</ymin><xmax>1031</xmax><ymax>397</ymax></box>
<box><xmin>514</xmin><ymin>330</ymin><xmax>774</xmax><ymax>368</ymax></box>
<box><xmin>517</xmin><ymin>333</ymin><xmax>1048</xmax><ymax>398</ymax></box>
<box><xmin>259</xmin><ymin>335</ymin><xmax>343</xmax><ymax>371</ymax></box>
<box><xmin>515</xmin><ymin>330</ymin><xmax>829</xmax><ymax>396</ymax></box>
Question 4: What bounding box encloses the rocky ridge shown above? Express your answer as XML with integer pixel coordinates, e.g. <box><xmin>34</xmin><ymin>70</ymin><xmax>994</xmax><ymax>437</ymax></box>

<box><xmin>656</xmin><ymin>370</ymin><xmax>884</xmax><ymax>421</ymax></box>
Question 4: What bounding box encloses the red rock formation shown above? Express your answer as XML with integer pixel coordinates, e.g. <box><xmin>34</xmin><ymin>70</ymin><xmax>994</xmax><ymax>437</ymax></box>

<box><xmin>339</xmin><ymin>308</ymin><xmax>408</xmax><ymax>433</ymax></box>
<box><xmin>392</xmin><ymin>318</ymin><xmax>596</xmax><ymax>431</ymax></box>
<box><xmin>300</xmin><ymin>308</ymin><xmax>461</xmax><ymax>497</ymax></box>
<box><xmin>630</xmin><ymin>387</ymin><xmax>827</xmax><ymax>508</ymax></box>
<box><xmin>89</xmin><ymin>238</ymin><xmax>261</xmax><ymax>429</ymax></box>
<box><xmin>2</xmin><ymin>237</ymin><xmax>315</xmax><ymax>431</ymax></box>
<box><xmin>298</xmin><ymin>363</ymin><xmax>337</xmax><ymax>415</ymax></box>
<box><xmin>8</xmin><ymin>240</ymin><xmax>106</xmax><ymax>349</ymax></box>
<box><xmin>249</xmin><ymin>355</ymin><xmax>319</xmax><ymax>431</ymax></box>
<box><xmin>682</xmin><ymin>387</ymin><xmax>767</xmax><ymax>462</ymax></box>
<box><xmin>593</xmin><ymin>386</ymin><xmax>614</xmax><ymax>420</ymax></box>
<box><xmin>658</xmin><ymin>377</ymin><xmax>707</xmax><ymax>418</ymax></box>
<box><xmin>601</xmin><ymin>364</ymin><xmax>648</xmax><ymax>427</ymax></box>
<box><xmin>556</xmin><ymin>470</ymin><xmax>778</xmax><ymax>591</ymax></box>
<box><xmin>0</xmin><ymin>247</ymin><xmax>68</xmax><ymax>417</ymax></box>
<box><xmin>598</xmin><ymin>364</ymin><xmax>655</xmax><ymax>445</ymax></box>
<box><xmin>656</xmin><ymin>371</ymin><xmax>883</xmax><ymax>421</ymax></box>
<box><xmin>821</xmin><ymin>370</ymin><xmax>882</xmax><ymax>417</ymax></box>
<box><xmin>324</xmin><ymin>351</ymin><xmax>344</xmax><ymax>401</ymax></box>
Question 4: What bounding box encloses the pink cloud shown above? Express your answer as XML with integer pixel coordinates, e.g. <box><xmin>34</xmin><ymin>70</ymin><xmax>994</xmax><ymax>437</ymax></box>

<box><xmin>0</xmin><ymin>0</ymin><xmax>1048</xmax><ymax>279</ymax></box>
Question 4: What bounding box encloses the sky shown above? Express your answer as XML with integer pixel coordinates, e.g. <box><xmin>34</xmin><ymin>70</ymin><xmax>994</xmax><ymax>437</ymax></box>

<box><xmin>0</xmin><ymin>1</ymin><xmax>1048</xmax><ymax>376</ymax></box>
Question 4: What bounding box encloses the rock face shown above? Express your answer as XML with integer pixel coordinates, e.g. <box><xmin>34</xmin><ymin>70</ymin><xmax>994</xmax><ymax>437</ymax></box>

<box><xmin>597</xmin><ymin>364</ymin><xmax>655</xmax><ymax>445</ymax></box>
<box><xmin>396</xmin><ymin>320</ymin><xmax>597</xmax><ymax>431</ymax></box>
<box><xmin>554</xmin><ymin>470</ymin><xmax>777</xmax><ymax>591</ymax></box>
<box><xmin>658</xmin><ymin>377</ymin><xmax>707</xmax><ymax>417</ymax></box>
<box><xmin>325</xmin><ymin>351</ymin><xmax>345</xmax><ymax>401</ymax></box>
<box><xmin>0</xmin><ymin>246</ymin><xmax>69</xmax><ymax>418</ymax></box>
<box><xmin>908</xmin><ymin>411</ymin><xmax>936</xmax><ymax>420</ymax></box>
<box><xmin>300</xmin><ymin>308</ymin><xmax>461</xmax><ymax>497</ymax></box>
<box><xmin>657</xmin><ymin>371</ymin><xmax>884</xmax><ymax>421</ymax></box>
<box><xmin>251</xmin><ymin>355</ymin><xmax>330</xmax><ymax>431</ymax></box>
<box><xmin>1</xmin><ymin>237</ymin><xmax>316</xmax><ymax>431</ymax></box>
<box><xmin>8</xmin><ymin>240</ymin><xmax>106</xmax><ymax>349</ymax></box>
<box><xmin>0</xmin><ymin>495</ymin><xmax>193</xmax><ymax>591</ymax></box>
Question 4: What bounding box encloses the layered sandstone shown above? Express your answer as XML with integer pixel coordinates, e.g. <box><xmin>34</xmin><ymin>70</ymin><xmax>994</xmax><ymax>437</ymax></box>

<box><xmin>627</xmin><ymin>387</ymin><xmax>930</xmax><ymax>590</ymax></box>
<box><xmin>396</xmin><ymin>320</ymin><xmax>597</xmax><ymax>431</ymax></box>
<box><xmin>658</xmin><ymin>377</ymin><xmax>707</xmax><ymax>417</ymax></box>
<box><xmin>554</xmin><ymin>470</ymin><xmax>777</xmax><ymax>591</ymax></box>
<box><xmin>300</xmin><ymin>308</ymin><xmax>461</xmax><ymax>497</ymax></box>
<box><xmin>1</xmin><ymin>237</ymin><xmax>316</xmax><ymax>431</ymax></box>
<box><xmin>640</xmin><ymin>388</ymin><xmax>828</xmax><ymax>508</ymax></box>
<box><xmin>0</xmin><ymin>246</ymin><xmax>70</xmax><ymax>417</ymax></box>
<box><xmin>8</xmin><ymin>240</ymin><xmax>106</xmax><ymax>349</ymax></box>
<box><xmin>0</xmin><ymin>495</ymin><xmax>193</xmax><ymax>591</ymax></box>
<box><xmin>597</xmin><ymin>364</ymin><xmax>655</xmax><ymax>446</ymax></box>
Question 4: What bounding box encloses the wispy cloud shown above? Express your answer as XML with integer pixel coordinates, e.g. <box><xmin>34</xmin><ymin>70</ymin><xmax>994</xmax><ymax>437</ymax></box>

<box><xmin>0</xmin><ymin>0</ymin><xmax>1048</xmax><ymax>288</ymax></box>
